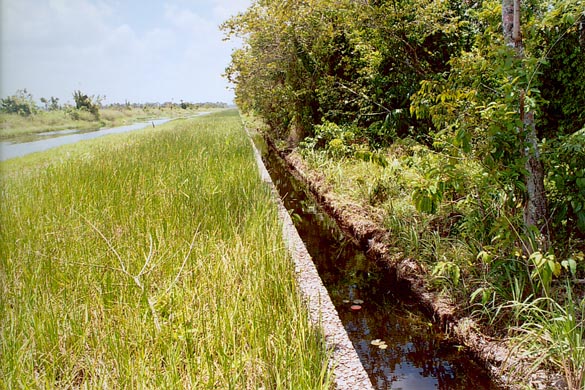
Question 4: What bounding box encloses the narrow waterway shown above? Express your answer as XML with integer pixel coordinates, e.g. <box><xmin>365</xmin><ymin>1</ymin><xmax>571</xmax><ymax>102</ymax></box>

<box><xmin>262</xmin><ymin>148</ymin><xmax>499</xmax><ymax>389</ymax></box>
<box><xmin>0</xmin><ymin>112</ymin><xmax>210</xmax><ymax>161</ymax></box>
<box><xmin>0</xmin><ymin>119</ymin><xmax>172</xmax><ymax>161</ymax></box>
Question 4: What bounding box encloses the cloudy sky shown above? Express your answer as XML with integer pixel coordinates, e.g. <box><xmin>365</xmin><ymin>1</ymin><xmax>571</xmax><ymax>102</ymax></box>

<box><xmin>0</xmin><ymin>0</ymin><xmax>251</xmax><ymax>105</ymax></box>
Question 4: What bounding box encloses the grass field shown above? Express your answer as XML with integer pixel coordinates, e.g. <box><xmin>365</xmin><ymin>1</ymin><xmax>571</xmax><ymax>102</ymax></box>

<box><xmin>0</xmin><ymin>105</ymin><xmax>213</xmax><ymax>140</ymax></box>
<box><xmin>0</xmin><ymin>110</ymin><xmax>332</xmax><ymax>389</ymax></box>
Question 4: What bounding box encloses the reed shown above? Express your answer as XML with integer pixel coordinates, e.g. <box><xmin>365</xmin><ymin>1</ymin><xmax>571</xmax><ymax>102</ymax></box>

<box><xmin>0</xmin><ymin>110</ymin><xmax>332</xmax><ymax>389</ymax></box>
<box><xmin>0</xmin><ymin>106</ymin><xmax>210</xmax><ymax>139</ymax></box>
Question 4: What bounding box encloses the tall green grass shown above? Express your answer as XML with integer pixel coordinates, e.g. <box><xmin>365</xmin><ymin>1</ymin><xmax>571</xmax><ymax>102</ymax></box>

<box><xmin>296</xmin><ymin>136</ymin><xmax>585</xmax><ymax>385</ymax></box>
<box><xmin>0</xmin><ymin>110</ymin><xmax>332</xmax><ymax>389</ymax></box>
<box><xmin>505</xmin><ymin>285</ymin><xmax>585</xmax><ymax>390</ymax></box>
<box><xmin>0</xmin><ymin>106</ymin><xmax>209</xmax><ymax>139</ymax></box>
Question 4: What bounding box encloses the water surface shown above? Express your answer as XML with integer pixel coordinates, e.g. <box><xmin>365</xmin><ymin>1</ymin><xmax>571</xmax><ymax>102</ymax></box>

<box><xmin>263</xmin><ymin>149</ymin><xmax>499</xmax><ymax>389</ymax></box>
<box><xmin>0</xmin><ymin>116</ymin><xmax>205</xmax><ymax>161</ymax></box>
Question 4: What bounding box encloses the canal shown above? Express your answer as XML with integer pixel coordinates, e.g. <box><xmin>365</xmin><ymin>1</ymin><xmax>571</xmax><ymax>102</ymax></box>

<box><xmin>262</xmin><ymin>147</ymin><xmax>499</xmax><ymax>389</ymax></box>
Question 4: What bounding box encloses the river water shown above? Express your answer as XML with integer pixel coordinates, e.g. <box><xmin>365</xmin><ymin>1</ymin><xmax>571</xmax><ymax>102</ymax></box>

<box><xmin>0</xmin><ymin>114</ymin><xmax>212</xmax><ymax>161</ymax></box>
<box><xmin>262</xmin><ymin>148</ymin><xmax>500</xmax><ymax>389</ymax></box>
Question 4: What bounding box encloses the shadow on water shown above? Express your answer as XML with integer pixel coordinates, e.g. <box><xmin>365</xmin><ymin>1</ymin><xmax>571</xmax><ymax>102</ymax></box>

<box><xmin>262</xmin><ymin>147</ymin><xmax>499</xmax><ymax>389</ymax></box>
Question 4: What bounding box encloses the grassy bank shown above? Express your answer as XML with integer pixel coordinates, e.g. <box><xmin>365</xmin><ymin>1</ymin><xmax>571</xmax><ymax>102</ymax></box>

<box><xmin>0</xmin><ymin>110</ymin><xmax>332</xmax><ymax>388</ymax></box>
<box><xmin>246</xmin><ymin>112</ymin><xmax>585</xmax><ymax>388</ymax></box>
<box><xmin>0</xmin><ymin>105</ymin><xmax>216</xmax><ymax>140</ymax></box>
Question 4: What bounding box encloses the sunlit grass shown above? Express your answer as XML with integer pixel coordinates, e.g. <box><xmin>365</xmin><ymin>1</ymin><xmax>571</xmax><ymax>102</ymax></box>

<box><xmin>297</xmin><ymin>135</ymin><xmax>584</xmax><ymax>386</ymax></box>
<box><xmin>506</xmin><ymin>286</ymin><xmax>585</xmax><ymax>390</ymax></box>
<box><xmin>0</xmin><ymin>106</ymin><xmax>212</xmax><ymax>139</ymax></box>
<box><xmin>0</xmin><ymin>110</ymin><xmax>332</xmax><ymax>389</ymax></box>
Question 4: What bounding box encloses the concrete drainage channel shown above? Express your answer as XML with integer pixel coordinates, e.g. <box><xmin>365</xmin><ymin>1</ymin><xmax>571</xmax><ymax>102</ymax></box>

<box><xmin>246</xmin><ymin>126</ymin><xmax>510</xmax><ymax>389</ymax></box>
<box><xmin>244</xmin><ymin>119</ymin><xmax>569</xmax><ymax>389</ymax></box>
<box><xmin>259</xmin><ymin>147</ymin><xmax>503</xmax><ymax>389</ymax></box>
<box><xmin>247</xmin><ymin>129</ymin><xmax>374</xmax><ymax>389</ymax></box>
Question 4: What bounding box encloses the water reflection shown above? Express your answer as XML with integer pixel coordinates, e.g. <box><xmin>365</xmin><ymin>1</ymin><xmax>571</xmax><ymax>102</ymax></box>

<box><xmin>0</xmin><ymin>118</ymin><xmax>172</xmax><ymax>161</ymax></box>
<box><xmin>263</xmin><ymin>149</ymin><xmax>498</xmax><ymax>389</ymax></box>
<box><xmin>37</xmin><ymin>129</ymin><xmax>79</xmax><ymax>136</ymax></box>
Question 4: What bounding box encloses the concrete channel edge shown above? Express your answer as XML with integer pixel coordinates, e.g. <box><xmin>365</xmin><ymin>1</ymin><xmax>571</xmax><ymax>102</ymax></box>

<box><xmin>246</xmin><ymin>128</ymin><xmax>374</xmax><ymax>390</ymax></box>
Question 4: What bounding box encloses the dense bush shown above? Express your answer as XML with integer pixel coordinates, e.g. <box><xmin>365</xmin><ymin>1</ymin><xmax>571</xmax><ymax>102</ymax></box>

<box><xmin>225</xmin><ymin>0</ymin><xmax>584</xmax><ymax>246</ymax></box>
<box><xmin>72</xmin><ymin>90</ymin><xmax>100</xmax><ymax>120</ymax></box>
<box><xmin>543</xmin><ymin>128</ymin><xmax>585</xmax><ymax>238</ymax></box>
<box><xmin>0</xmin><ymin>89</ymin><xmax>38</xmax><ymax>117</ymax></box>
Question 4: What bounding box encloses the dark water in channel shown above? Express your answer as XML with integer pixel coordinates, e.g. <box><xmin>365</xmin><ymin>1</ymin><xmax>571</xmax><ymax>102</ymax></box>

<box><xmin>262</xmin><ymin>149</ymin><xmax>499</xmax><ymax>389</ymax></box>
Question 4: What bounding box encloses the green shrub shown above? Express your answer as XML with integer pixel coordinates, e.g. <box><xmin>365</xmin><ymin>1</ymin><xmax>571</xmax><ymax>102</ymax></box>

<box><xmin>0</xmin><ymin>89</ymin><xmax>38</xmax><ymax>117</ymax></box>
<box><xmin>299</xmin><ymin>121</ymin><xmax>356</xmax><ymax>157</ymax></box>
<box><xmin>72</xmin><ymin>90</ymin><xmax>100</xmax><ymax>120</ymax></box>
<box><xmin>543</xmin><ymin>127</ymin><xmax>585</xmax><ymax>238</ymax></box>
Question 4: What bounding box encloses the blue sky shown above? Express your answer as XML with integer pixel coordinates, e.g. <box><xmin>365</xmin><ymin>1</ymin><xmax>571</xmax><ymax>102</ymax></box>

<box><xmin>0</xmin><ymin>0</ymin><xmax>251</xmax><ymax>105</ymax></box>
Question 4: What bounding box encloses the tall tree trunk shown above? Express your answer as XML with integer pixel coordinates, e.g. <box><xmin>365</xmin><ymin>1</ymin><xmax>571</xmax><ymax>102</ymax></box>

<box><xmin>502</xmin><ymin>0</ymin><xmax>514</xmax><ymax>46</ymax></box>
<box><xmin>502</xmin><ymin>0</ymin><xmax>550</xmax><ymax>252</ymax></box>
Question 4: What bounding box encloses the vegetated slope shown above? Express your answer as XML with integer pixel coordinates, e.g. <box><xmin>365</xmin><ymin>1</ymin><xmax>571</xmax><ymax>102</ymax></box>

<box><xmin>0</xmin><ymin>110</ymin><xmax>332</xmax><ymax>389</ymax></box>
<box><xmin>226</xmin><ymin>0</ymin><xmax>585</xmax><ymax>388</ymax></box>
<box><xmin>0</xmin><ymin>97</ymin><xmax>217</xmax><ymax>140</ymax></box>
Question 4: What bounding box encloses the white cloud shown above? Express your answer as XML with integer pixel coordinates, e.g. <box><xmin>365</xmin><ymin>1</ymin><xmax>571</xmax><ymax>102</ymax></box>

<box><xmin>164</xmin><ymin>4</ymin><xmax>214</xmax><ymax>33</ymax></box>
<box><xmin>0</xmin><ymin>0</ymin><xmax>251</xmax><ymax>104</ymax></box>
<box><xmin>2</xmin><ymin>0</ymin><xmax>112</xmax><ymax>48</ymax></box>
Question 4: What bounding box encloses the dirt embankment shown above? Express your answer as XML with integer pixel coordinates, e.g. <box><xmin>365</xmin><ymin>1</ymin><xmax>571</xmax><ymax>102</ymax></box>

<box><xmin>266</xmin><ymin>138</ymin><xmax>564</xmax><ymax>390</ymax></box>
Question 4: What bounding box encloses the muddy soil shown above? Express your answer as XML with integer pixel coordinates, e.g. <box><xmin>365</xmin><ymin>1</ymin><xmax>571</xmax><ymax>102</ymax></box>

<box><xmin>265</xmin><ymin>138</ymin><xmax>565</xmax><ymax>390</ymax></box>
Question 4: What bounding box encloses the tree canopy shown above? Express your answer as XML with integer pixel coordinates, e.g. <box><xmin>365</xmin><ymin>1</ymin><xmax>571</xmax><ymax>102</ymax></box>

<box><xmin>223</xmin><ymin>0</ymin><xmax>585</xmax><ymax>245</ymax></box>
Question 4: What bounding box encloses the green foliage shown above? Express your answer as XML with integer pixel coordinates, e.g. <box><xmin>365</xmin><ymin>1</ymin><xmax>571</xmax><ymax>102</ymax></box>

<box><xmin>432</xmin><ymin>260</ymin><xmax>461</xmax><ymax>288</ymax></box>
<box><xmin>529</xmin><ymin>251</ymin><xmax>561</xmax><ymax>296</ymax></box>
<box><xmin>299</xmin><ymin>121</ymin><xmax>356</xmax><ymax>157</ymax></box>
<box><xmin>353</xmin><ymin>148</ymin><xmax>388</xmax><ymax>168</ymax></box>
<box><xmin>72</xmin><ymin>90</ymin><xmax>100</xmax><ymax>120</ymax></box>
<box><xmin>412</xmin><ymin>183</ymin><xmax>445</xmax><ymax>214</ymax></box>
<box><xmin>223</xmin><ymin>0</ymin><xmax>468</xmax><ymax>141</ymax></box>
<box><xmin>404</xmin><ymin>148</ymin><xmax>471</xmax><ymax>215</ymax></box>
<box><xmin>0</xmin><ymin>89</ymin><xmax>38</xmax><ymax>117</ymax></box>
<box><xmin>538</xmin><ymin>20</ymin><xmax>585</xmax><ymax>137</ymax></box>
<box><xmin>40</xmin><ymin>96</ymin><xmax>60</xmax><ymax>111</ymax></box>
<box><xmin>299</xmin><ymin>121</ymin><xmax>390</xmax><ymax>167</ymax></box>
<box><xmin>543</xmin><ymin>128</ymin><xmax>585</xmax><ymax>236</ymax></box>
<box><xmin>409</xmin><ymin>0</ymin><xmax>585</xmax><ymax>256</ymax></box>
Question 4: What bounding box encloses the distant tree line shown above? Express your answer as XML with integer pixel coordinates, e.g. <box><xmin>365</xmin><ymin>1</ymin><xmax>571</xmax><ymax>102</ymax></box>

<box><xmin>1</xmin><ymin>89</ymin><xmax>229</xmax><ymax>119</ymax></box>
